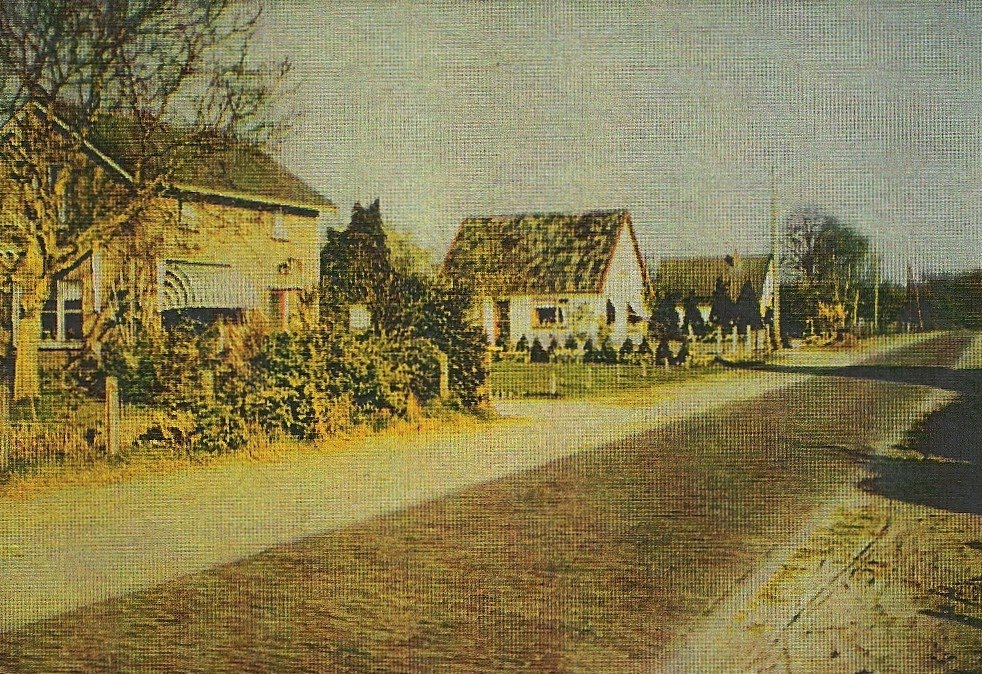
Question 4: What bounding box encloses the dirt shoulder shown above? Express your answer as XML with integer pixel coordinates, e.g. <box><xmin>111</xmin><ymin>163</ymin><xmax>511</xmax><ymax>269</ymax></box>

<box><xmin>663</xmin><ymin>333</ymin><xmax>982</xmax><ymax>673</ymax></box>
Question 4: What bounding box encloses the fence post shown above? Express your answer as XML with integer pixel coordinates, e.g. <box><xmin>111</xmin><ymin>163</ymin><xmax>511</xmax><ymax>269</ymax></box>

<box><xmin>105</xmin><ymin>375</ymin><xmax>121</xmax><ymax>457</ymax></box>
<box><xmin>550</xmin><ymin>368</ymin><xmax>558</xmax><ymax>396</ymax></box>
<box><xmin>0</xmin><ymin>370</ymin><xmax>10</xmax><ymax>470</ymax></box>
<box><xmin>437</xmin><ymin>350</ymin><xmax>450</xmax><ymax>400</ymax></box>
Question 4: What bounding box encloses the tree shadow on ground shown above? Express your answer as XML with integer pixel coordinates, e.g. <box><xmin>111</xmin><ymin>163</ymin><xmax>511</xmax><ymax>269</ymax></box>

<box><xmin>858</xmin><ymin>394</ymin><xmax>982</xmax><ymax>514</ymax></box>
<box><xmin>730</xmin><ymin>358</ymin><xmax>982</xmax><ymax>515</ymax></box>
<box><xmin>731</xmin><ymin>362</ymin><xmax>981</xmax><ymax>397</ymax></box>
<box><xmin>920</xmin><ymin>609</ymin><xmax>982</xmax><ymax>631</ymax></box>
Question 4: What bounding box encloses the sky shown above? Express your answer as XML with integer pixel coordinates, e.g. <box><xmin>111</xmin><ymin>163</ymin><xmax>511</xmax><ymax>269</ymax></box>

<box><xmin>256</xmin><ymin>1</ymin><xmax>981</xmax><ymax>279</ymax></box>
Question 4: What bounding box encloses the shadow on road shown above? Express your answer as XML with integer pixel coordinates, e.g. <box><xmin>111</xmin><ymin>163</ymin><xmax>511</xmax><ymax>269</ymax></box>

<box><xmin>920</xmin><ymin>609</ymin><xmax>982</xmax><ymax>631</ymax></box>
<box><xmin>730</xmin><ymin>356</ymin><xmax>982</xmax><ymax>515</ymax></box>
<box><xmin>730</xmin><ymin>362</ymin><xmax>981</xmax><ymax>397</ymax></box>
<box><xmin>859</xmin><ymin>392</ymin><xmax>982</xmax><ymax>515</ymax></box>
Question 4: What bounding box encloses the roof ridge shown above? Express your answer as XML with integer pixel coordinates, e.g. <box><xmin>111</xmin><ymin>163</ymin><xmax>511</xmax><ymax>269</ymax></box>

<box><xmin>21</xmin><ymin>100</ymin><xmax>333</xmax><ymax>212</ymax></box>
<box><xmin>461</xmin><ymin>208</ymin><xmax>627</xmax><ymax>222</ymax></box>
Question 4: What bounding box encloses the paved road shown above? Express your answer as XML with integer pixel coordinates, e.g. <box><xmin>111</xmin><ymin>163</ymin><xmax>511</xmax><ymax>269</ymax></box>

<box><xmin>0</xmin><ymin>335</ymin><xmax>921</xmax><ymax>632</ymax></box>
<box><xmin>0</xmin><ymin>332</ymin><xmax>970</xmax><ymax>672</ymax></box>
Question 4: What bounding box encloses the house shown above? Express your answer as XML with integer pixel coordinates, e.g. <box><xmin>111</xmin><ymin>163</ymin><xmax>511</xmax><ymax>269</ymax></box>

<box><xmin>441</xmin><ymin>209</ymin><xmax>650</xmax><ymax>348</ymax></box>
<box><xmin>653</xmin><ymin>253</ymin><xmax>775</xmax><ymax>325</ymax></box>
<box><xmin>0</xmin><ymin>102</ymin><xmax>336</xmax><ymax>358</ymax></box>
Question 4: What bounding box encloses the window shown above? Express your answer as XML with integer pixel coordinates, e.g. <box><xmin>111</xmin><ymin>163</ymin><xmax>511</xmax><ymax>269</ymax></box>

<box><xmin>272</xmin><ymin>209</ymin><xmax>288</xmax><ymax>240</ymax></box>
<box><xmin>180</xmin><ymin>200</ymin><xmax>200</xmax><ymax>230</ymax></box>
<box><xmin>41</xmin><ymin>280</ymin><xmax>83</xmax><ymax>344</ymax></box>
<box><xmin>532</xmin><ymin>300</ymin><xmax>567</xmax><ymax>328</ymax></box>
<box><xmin>349</xmin><ymin>304</ymin><xmax>370</xmax><ymax>332</ymax></box>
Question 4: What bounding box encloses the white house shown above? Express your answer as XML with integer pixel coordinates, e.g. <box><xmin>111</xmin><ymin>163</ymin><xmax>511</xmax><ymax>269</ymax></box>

<box><xmin>442</xmin><ymin>209</ymin><xmax>650</xmax><ymax>348</ymax></box>
<box><xmin>653</xmin><ymin>253</ymin><xmax>775</xmax><ymax>324</ymax></box>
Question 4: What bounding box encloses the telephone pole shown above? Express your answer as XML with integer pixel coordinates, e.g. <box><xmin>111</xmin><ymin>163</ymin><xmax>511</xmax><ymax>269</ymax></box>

<box><xmin>872</xmin><ymin>244</ymin><xmax>880</xmax><ymax>334</ymax></box>
<box><xmin>770</xmin><ymin>167</ymin><xmax>781</xmax><ymax>349</ymax></box>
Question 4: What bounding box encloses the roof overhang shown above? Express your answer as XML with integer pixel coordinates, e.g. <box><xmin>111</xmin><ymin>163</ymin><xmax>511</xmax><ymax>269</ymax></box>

<box><xmin>170</xmin><ymin>182</ymin><xmax>336</xmax><ymax>215</ymax></box>
<box><xmin>2</xmin><ymin>101</ymin><xmax>335</xmax><ymax>214</ymax></box>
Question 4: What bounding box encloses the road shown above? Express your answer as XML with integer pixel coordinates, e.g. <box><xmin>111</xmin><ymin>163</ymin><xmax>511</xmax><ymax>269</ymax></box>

<box><xmin>0</xmin><ymin>332</ymin><xmax>974</xmax><ymax>672</ymax></box>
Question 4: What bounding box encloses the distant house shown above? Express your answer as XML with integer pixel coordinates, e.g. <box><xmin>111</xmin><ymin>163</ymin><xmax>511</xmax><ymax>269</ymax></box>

<box><xmin>442</xmin><ymin>209</ymin><xmax>650</xmax><ymax>347</ymax></box>
<box><xmin>0</xmin><ymin>102</ymin><xmax>336</xmax><ymax>357</ymax></box>
<box><xmin>653</xmin><ymin>253</ymin><xmax>775</xmax><ymax>324</ymax></box>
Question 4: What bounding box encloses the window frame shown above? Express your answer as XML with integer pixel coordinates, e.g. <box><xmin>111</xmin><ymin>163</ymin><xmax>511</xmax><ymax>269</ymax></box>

<box><xmin>531</xmin><ymin>299</ymin><xmax>568</xmax><ymax>328</ymax></box>
<box><xmin>40</xmin><ymin>279</ymin><xmax>83</xmax><ymax>346</ymax></box>
<box><xmin>271</xmin><ymin>208</ymin><xmax>289</xmax><ymax>241</ymax></box>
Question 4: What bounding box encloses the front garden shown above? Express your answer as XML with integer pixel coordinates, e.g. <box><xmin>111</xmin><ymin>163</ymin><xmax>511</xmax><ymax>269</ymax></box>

<box><xmin>0</xmin><ymin>199</ymin><xmax>493</xmax><ymax>490</ymax></box>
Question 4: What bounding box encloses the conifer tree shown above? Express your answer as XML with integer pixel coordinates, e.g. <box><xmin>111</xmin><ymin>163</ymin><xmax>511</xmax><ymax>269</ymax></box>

<box><xmin>682</xmin><ymin>291</ymin><xmax>706</xmax><ymax>337</ymax></box>
<box><xmin>708</xmin><ymin>277</ymin><xmax>734</xmax><ymax>330</ymax></box>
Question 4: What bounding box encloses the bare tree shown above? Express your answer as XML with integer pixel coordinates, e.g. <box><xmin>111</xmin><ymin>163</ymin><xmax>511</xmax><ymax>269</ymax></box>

<box><xmin>784</xmin><ymin>207</ymin><xmax>875</xmax><ymax>335</ymax></box>
<box><xmin>0</xmin><ymin>0</ymin><xmax>289</xmax><ymax>402</ymax></box>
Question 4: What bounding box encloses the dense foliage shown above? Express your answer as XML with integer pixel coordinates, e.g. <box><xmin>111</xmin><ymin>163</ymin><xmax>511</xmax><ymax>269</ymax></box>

<box><xmin>782</xmin><ymin>207</ymin><xmax>874</xmax><ymax>334</ymax></box>
<box><xmin>97</xmin><ymin>321</ymin><xmax>444</xmax><ymax>453</ymax></box>
<box><xmin>648</xmin><ymin>292</ymin><xmax>681</xmax><ymax>340</ymax></box>
<box><xmin>371</xmin><ymin>271</ymin><xmax>489</xmax><ymax>407</ymax></box>
<box><xmin>320</xmin><ymin>199</ymin><xmax>394</xmax><ymax>328</ymax></box>
<box><xmin>922</xmin><ymin>270</ymin><xmax>982</xmax><ymax>329</ymax></box>
<box><xmin>322</xmin><ymin>198</ymin><xmax>489</xmax><ymax>407</ymax></box>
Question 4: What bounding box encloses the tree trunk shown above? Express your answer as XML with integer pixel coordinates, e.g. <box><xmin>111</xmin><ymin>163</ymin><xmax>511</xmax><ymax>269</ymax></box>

<box><xmin>14</xmin><ymin>308</ymin><xmax>41</xmax><ymax>402</ymax></box>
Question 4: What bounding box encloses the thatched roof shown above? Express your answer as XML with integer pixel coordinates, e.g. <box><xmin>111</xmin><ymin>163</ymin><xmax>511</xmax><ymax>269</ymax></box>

<box><xmin>442</xmin><ymin>209</ymin><xmax>641</xmax><ymax>295</ymax></box>
<box><xmin>654</xmin><ymin>254</ymin><xmax>771</xmax><ymax>302</ymax></box>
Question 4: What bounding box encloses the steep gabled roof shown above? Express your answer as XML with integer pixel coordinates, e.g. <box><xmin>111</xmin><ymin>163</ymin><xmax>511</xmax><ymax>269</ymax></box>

<box><xmin>442</xmin><ymin>209</ymin><xmax>642</xmax><ymax>295</ymax></box>
<box><xmin>654</xmin><ymin>254</ymin><xmax>771</xmax><ymax>302</ymax></box>
<box><xmin>3</xmin><ymin>101</ymin><xmax>334</xmax><ymax>212</ymax></box>
<box><xmin>88</xmin><ymin>115</ymin><xmax>334</xmax><ymax>211</ymax></box>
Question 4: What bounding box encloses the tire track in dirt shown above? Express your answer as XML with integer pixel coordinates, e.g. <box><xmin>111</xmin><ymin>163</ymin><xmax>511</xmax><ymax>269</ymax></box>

<box><xmin>664</xmin><ymin>332</ymin><xmax>981</xmax><ymax>674</ymax></box>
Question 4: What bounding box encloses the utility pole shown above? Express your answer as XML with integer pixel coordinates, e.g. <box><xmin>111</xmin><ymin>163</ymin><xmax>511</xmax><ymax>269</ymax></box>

<box><xmin>770</xmin><ymin>167</ymin><xmax>782</xmax><ymax>349</ymax></box>
<box><xmin>906</xmin><ymin>263</ymin><xmax>925</xmax><ymax>332</ymax></box>
<box><xmin>873</xmin><ymin>244</ymin><xmax>880</xmax><ymax>334</ymax></box>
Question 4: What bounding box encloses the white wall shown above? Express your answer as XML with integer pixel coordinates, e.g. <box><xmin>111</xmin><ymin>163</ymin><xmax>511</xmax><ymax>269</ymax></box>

<box><xmin>600</xmin><ymin>226</ymin><xmax>648</xmax><ymax>342</ymax></box>
<box><xmin>503</xmin><ymin>294</ymin><xmax>604</xmax><ymax>346</ymax></box>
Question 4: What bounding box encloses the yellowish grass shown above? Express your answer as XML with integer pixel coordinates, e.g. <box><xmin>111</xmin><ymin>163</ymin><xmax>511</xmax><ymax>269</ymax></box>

<box><xmin>0</xmin><ymin>409</ymin><xmax>490</xmax><ymax>501</ymax></box>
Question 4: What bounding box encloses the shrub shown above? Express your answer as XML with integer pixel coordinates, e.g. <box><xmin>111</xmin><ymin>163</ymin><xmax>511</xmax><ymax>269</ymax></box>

<box><xmin>599</xmin><ymin>337</ymin><xmax>618</xmax><ymax>365</ymax></box>
<box><xmin>673</xmin><ymin>340</ymin><xmax>691</xmax><ymax>366</ymax></box>
<box><xmin>372</xmin><ymin>273</ymin><xmax>488</xmax><ymax>407</ymax></box>
<box><xmin>655</xmin><ymin>338</ymin><xmax>672</xmax><ymax>365</ymax></box>
<box><xmin>515</xmin><ymin>334</ymin><xmax>529</xmax><ymax>352</ymax></box>
<box><xmin>530</xmin><ymin>338</ymin><xmax>549</xmax><ymax>363</ymax></box>
<box><xmin>582</xmin><ymin>337</ymin><xmax>597</xmax><ymax>363</ymax></box>
<box><xmin>564</xmin><ymin>334</ymin><xmax>578</xmax><ymax>351</ymax></box>
<box><xmin>188</xmin><ymin>400</ymin><xmax>250</xmax><ymax>454</ymax></box>
<box><xmin>619</xmin><ymin>338</ymin><xmax>634</xmax><ymax>362</ymax></box>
